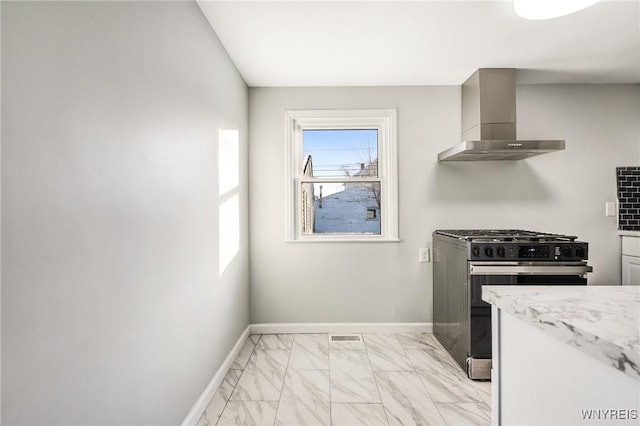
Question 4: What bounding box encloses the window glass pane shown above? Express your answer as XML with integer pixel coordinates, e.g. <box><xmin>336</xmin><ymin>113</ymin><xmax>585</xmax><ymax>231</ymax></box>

<box><xmin>303</xmin><ymin>130</ymin><xmax>378</xmax><ymax>182</ymax></box>
<box><xmin>286</xmin><ymin>109</ymin><xmax>397</xmax><ymax>241</ymax></box>
<box><xmin>301</xmin><ymin>182</ymin><xmax>381</xmax><ymax>235</ymax></box>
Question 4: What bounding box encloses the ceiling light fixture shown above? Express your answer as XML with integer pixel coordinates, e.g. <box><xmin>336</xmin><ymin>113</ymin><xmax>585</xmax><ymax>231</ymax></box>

<box><xmin>514</xmin><ymin>0</ymin><xmax>602</xmax><ymax>20</ymax></box>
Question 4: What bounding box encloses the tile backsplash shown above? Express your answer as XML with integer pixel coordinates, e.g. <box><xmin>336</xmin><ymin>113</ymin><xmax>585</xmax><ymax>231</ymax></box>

<box><xmin>617</xmin><ymin>166</ymin><xmax>640</xmax><ymax>231</ymax></box>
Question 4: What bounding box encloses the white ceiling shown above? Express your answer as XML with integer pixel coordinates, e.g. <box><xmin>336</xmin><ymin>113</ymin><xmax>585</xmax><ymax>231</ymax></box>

<box><xmin>197</xmin><ymin>0</ymin><xmax>640</xmax><ymax>87</ymax></box>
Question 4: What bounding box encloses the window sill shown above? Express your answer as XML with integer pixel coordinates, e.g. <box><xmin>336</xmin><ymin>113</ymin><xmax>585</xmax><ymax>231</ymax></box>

<box><xmin>286</xmin><ymin>236</ymin><xmax>401</xmax><ymax>243</ymax></box>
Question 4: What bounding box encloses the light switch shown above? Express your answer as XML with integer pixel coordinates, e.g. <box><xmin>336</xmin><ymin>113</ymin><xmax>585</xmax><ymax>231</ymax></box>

<box><xmin>605</xmin><ymin>201</ymin><xmax>618</xmax><ymax>217</ymax></box>
<box><xmin>419</xmin><ymin>248</ymin><xmax>431</xmax><ymax>263</ymax></box>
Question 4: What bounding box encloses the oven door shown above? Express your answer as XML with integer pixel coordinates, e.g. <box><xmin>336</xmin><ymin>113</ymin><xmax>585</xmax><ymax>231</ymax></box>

<box><xmin>467</xmin><ymin>261</ymin><xmax>592</xmax><ymax>360</ymax></box>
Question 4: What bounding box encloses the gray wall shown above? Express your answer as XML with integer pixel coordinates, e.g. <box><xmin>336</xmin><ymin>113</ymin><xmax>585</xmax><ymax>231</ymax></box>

<box><xmin>3</xmin><ymin>0</ymin><xmax>639</xmax><ymax>422</ymax></box>
<box><xmin>2</xmin><ymin>2</ymin><xmax>249</xmax><ymax>424</ymax></box>
<box><xmin>248</xmin><ymin>84</ymin><xmax>640</xmax><ymax>324</ymax></box>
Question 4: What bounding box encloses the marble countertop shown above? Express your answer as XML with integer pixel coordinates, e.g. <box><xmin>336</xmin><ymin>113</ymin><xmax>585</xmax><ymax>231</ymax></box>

<box><xmin>619</xmin><ymin>230</ymin><xmax>640</xmax><ymax>237</ymax></box>
<box><xmin>482</xmin><ymin>285</ymin><xmax>640</xmax><ymax>380</ymax></box>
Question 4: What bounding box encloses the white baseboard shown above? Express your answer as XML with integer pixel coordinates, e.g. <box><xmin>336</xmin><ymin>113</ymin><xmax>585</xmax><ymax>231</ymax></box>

<box><xmin>181</xmin><ymin>324</ymin><xmax>250</xmax><ymax>426</ymax></box>
<box><xmin>250</xmin><ymin>322</ymin><xmax>432</xmax><ymax>334</ymax></box>
<box><xmin>181</xmin><ymin>321</ymin><xmax>432</xmax><ymax>425</ymax></box>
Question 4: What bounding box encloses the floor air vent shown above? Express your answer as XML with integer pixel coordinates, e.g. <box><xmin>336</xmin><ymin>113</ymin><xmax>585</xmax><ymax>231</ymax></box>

<box><xmin>330</xmin><ymin>334</ymin><xmax>362</xmax><ymax>342</ymax></box>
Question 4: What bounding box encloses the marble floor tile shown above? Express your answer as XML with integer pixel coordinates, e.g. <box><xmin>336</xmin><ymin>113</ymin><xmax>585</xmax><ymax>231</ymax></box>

<box><xmin>363</xmin><ymin>334</ymin><xmax>404</xmax><ymax>352</ymax></box>
<box><xmin>396</xmin><ymin>333</ymin><xmax>441</xmax><ymax>351</ymax></box>
<box><xmin>289</xmin><ymin>334</ymin><xmax>329</xmax><ymax>370</ymax></box>
<box><xmin>231</xmin><ymin>339</ymin><xmax>258</xmax><ymax>370</ymax></box>
<box><xmin>405</xmin><ymin>349</ymin><xmax>463</xmax><ymax>376</ymax></box>
<box><xmin>217</xmin><ymin>400</ymin><xmax>278</xmax><ymax>426</ymax></box>
<box><xmin>230</xmin><ymin>349</ymin><xmax>290</xmax><ymax>401</ymax></box>
<box><xmin>367</xmin><ymin>347</ymin><xmax>414</xmax><ymax>371</ymax></box>
<box><xmin>196</xmin><ymin>413</ymin><xmax>209</xmax><ymax>426</ymax></box>
<box><xmin>331</xmin><ymin>403</ymin><xmax>389</xmax><ymax>426</ymax></box>
<box><xmin>435</xmin><ymin>402</ymin><xmax>491</xmax><ymax>426</ymax></box>
<box><xmin>197</xmin><ymin>394</ymin><xmax>223</xmax><ymax>426</ymax></box>
<box><xmin>329</xmin><ymin>334</ymin><xmax>366</xmax><ymax>350</ymax></box>
<box><xmin>199</xmin><ymin>333</ymin><xmax>490</xmax><ymax>426</ymax></box>
<box><xmin>257</xmin><ymin>334</ymin><xmax>295</xmax><ymax>350</ymax></box>
<box><xmin>433</xmin><ymin>351</ymin><xmax>462</xmax><ymax>372</ymax></box>
<box><xmin>330</xmin><ymin>350</ymin><xmax>380</xmax><ymax>403</ymax></box>
<box><xmin>275</xmin><ymin>369</ymin><xmax>330</xmax><ymax>426</ymax></box>
<box><xmin>198</xmin><ymin>369</ymin><xmax>243</xmax><ymax>425</ymax></box>
<box><xmin>219</xmin><ymin>369</ymin><xmax>244</xmax><ymax>400</ymax></box>
<box><xmin>471</xmin><ymin>380</ymin><xmax>491</xmax><ymax>405</ymax></box>
<box><xmin>415</xmin><ymin>364</ymin><xmax>483</xmax><ymax>403</ymax></box>
<box><xmin>427</xmin><ymin>341</ymin><xmax>463</xmax><ymax>371</ymax></box>
<box><xmin>405</xmin><ymin>349</ymin><xmax>443</xmax><ymax>372</ymax></box>
<box><xmin>374</xmin><ymin>370</ymin><xmax>446</xmax><ymax>426</ymax></box>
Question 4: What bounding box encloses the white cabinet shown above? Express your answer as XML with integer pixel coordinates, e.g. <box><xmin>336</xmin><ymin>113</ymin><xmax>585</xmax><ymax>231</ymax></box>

<box><xmin>623</xmin><ymin>255</ymin><xmax>640</xmax><ymax>285</ymax></box>
<box><xmin>485</xmin><ymin>286</ymin><xmax>640</xmax><ymax>425</ymax></box>
<box><xmin>622</xmin><ymin>236</ymin><xmax>640</xmax><ymax>285</ymax></box>
<box><xmin>491</xmin><ymin>306</ymin><xmax>640</xmax><ymax>425</ymax></box>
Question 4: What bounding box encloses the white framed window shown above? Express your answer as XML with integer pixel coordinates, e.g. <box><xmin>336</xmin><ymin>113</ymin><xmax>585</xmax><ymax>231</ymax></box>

<box><xmin>285</xmin><ymin>109</ymin><xmax>398</xmax><ymax>242</ymax></box>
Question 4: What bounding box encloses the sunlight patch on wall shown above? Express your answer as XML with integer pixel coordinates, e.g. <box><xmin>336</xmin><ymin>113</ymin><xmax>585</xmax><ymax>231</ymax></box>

<box><xmin>219</xmin><ymin>129</ymin><xmax>240</xmax><ymax>275</ymax></box>
<box><xmin>219</xmin><ymin>193</ymin><xmax>240</xmax><ymax>275</ymax></box>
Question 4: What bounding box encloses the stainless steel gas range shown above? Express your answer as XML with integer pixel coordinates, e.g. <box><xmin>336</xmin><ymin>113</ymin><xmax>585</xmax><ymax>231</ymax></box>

<box><xmin>432</xmin><ymin>229</ymin><xmax>593</xmax><ymax>380</ymax></box>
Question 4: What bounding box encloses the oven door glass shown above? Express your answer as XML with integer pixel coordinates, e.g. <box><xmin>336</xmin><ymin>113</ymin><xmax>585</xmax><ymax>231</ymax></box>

<box><xmin>469</xmin><ymin>271</ymin><xmax>587</xmax><ymax>360</ymax></box>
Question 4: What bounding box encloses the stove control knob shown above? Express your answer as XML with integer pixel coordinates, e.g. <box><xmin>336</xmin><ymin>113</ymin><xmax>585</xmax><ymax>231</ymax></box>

<box><xmin>575</xmin><ymin>246</ymin><xmax>586</xmax><ymax>258</ymax></box>
<box><xmin>484</xmin><ymin>247</ymin><xmax>494</xmax><ymax>257</ymax></box>
<box><xmin>472</xmin><ymin>246</ymin><xmax>481</xmax><ymax>257</ymax></box>
<box><xmin>497</xmin><ymin>247</ymin><xmax>506</xmax><ymax>257</ymax></box>
<box><xmin>562</xmin><ymin>246</ymin><xmax>573</xmax><ymax>258</ymax></box>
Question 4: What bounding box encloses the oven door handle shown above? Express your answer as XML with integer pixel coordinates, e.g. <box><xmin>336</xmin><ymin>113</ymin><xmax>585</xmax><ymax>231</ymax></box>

<box><xmin>469</xmin><ymin>264</ymin><xmax>593</xmax><ymax>275</ymax></box>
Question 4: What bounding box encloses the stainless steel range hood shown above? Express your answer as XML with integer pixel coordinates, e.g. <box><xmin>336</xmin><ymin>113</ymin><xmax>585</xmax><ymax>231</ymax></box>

<box><xmin>438</xmin><ymin>68</ymin><xmax>565</xmax><ymax>162</ymax></box>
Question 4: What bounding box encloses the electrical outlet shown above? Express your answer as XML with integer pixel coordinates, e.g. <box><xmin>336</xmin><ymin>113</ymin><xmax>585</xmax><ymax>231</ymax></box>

<box><xmin>605</xmin><ymin>201</ymin><xmax>618</xmax><ymax>217</ymax></box>
<box><xmin>419</xmin><ymin>248</ymin><xmax>431</xmax><ymax>263</ymax></box>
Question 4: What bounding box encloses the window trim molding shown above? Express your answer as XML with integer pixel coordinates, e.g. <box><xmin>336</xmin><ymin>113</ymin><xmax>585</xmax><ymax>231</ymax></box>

<box><xmin>284</xmin><ymin>109</ymin><xmax>399</xmax><ymax>242</ymax></box>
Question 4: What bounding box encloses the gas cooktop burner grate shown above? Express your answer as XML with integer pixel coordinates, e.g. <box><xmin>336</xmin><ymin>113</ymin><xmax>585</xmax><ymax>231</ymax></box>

<box><xmin>436</xmin><ymin>229</ymin><xmax>578</xmax><ymax>242</ymax></box>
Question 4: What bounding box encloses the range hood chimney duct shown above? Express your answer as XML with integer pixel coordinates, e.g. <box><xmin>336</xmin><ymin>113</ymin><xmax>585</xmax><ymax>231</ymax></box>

<box><xmin>438</xmin><ymin>68</ymin><xmax>565</xmax><ymax>162</ymax></box>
